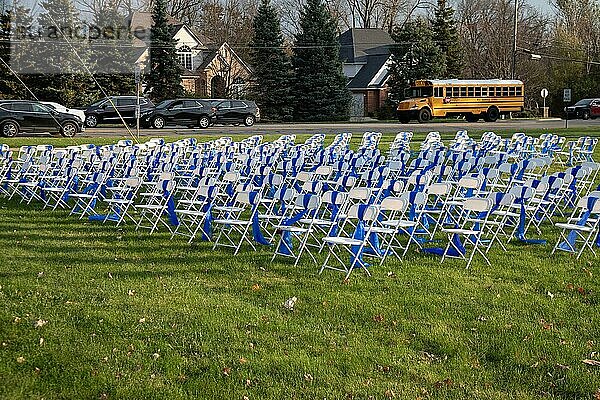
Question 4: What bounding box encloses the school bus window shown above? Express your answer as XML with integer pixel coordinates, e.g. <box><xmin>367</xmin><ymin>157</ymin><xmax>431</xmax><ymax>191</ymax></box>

<box><xmin>482</xmin><ymin>87</ymin><xmax>488</xmax><ymax>97</ymax></box>
<box><xmin>446</xmin><ymin>87</ymin><xmax>452</xmax><ymax>96</ymax></box>
<box><xmin>460</xmin><ymin>87</ymin><xmax>467</xmax><ymax>97</ymax></box>
<box><xmin>452</xmin><ymin>87</ymin><xmax>460</xmax><ymax>97</ymax></box>
<box><xmin>516</xmin><ymin>87</ymin><xmax>522</xmax><ymax>96</ymax></box>
<box><xmin>475</xmin><ymin>87</ymin><xmax>482</xmax><ymax>96</ymax></box>
<box><xmin>509</xmin><ymin>87</ymin><xmax>516</xmax><ymax>96</ymax></box>
<box><xmin>502</xmin><ymin>87</ymin><xmax>509</xmax><ymax>96</ymax></box>
<box><xmin>467</xmin><ymin>87</ymin><xmax>474</xmax><ymax>97</ymax></box>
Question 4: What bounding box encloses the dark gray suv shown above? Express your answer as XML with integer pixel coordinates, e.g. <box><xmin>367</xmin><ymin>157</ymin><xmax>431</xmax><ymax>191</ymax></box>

<box><xmin>0</xmin><ymin>100</ymin><xmax>84</xmax><ymax>137</ymax></box>
<box><xmin>84</xmin><ymin>96</ymin><xmax>154</xmax><ymax>127</ymax></box>
<box><xmin>209</xmin><ymin>99</ymin><xmax>260</xmax><ymax>126</ymax></box>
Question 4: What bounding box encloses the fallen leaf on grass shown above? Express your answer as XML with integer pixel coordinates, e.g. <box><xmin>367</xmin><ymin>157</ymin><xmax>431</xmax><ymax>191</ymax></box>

<box><xmin>16</xmin><ymin>356</ymin><xmax>25</xmax><ymax>364</ymax></box>
<box><xmin>34</xmin><ymin>319</ymin><xmax>48</xmax><ymax>328</ymax></box>
<box><xmin>128</xmin><ymin>290</ymin><xmax>135</xmax><ymax>296</ymax></box>
<box><xmin>303</xmin><ymin>373</ymin><xmax>313</xmax><ymax>382</ymax></box>
<box><xmin>555</xmin><ymin>363</ymin><xmax>570</xmax><ymax>370</ymax></box>
<box><xmin>239</xmin><ymin>357</ymin><xmax>247</xmax><ymax>364</ymax></box>
<box><xmin>138</xmin><ymin>318</ymin><xmax>146</xmax><ymax>323</ymax></box>
<box><xmin>39</xmin><ymin>337</ymin><xmax>44</xmax><ymax>346</ymax></box>
<box><xmin>547</xmin><ymin>291</ymin><xmax>554</xmax><ymax>299</ymax></box>
<box><xmin>222</xmin><ymin>367</ymin><xmax>231</xmax><ymax>376</ymax></box>
<box><xmin>583</xmin><ymin>267</ymin><xmax>593</xmax><ymax>277</ymax></box>
<box><xmin>373</xmin><ymin>314</ymin><xmax>385</xmax><ymax>323</ymax></box>
<box><xmin>582</xmin><ymin>359</ymin><xmax>600</xmax><ymax>366</ymax></box>
<box><xmin>539</xmin><ymin>319</ymin><xmax>553</xmax><ymax>330</ymax></box>
<box><xmin>251</xmin><ymin>284</ymin><xmax>260</xmax><ymax>291</ymax></box>
<box><xmin>152</xmin><ymin>353</ymin><xmax>160</xmax><ymax>360</ymax></box>
<box><xmin>283</xmin><ymin>297</ymin><xmax>297</xmax><ymax>310</ymax></box>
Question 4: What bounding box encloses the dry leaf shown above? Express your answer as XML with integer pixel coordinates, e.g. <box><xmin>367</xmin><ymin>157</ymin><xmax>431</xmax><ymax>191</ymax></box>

<box><xmin>152</xmin><ymin>353</ymin><xmax>160</xmax><ymax>360</ymax></box>
<box><xmin>283</xmin><ymin>297</ymin><xmax>297</xmax><ymax>310</ymax></box>
<box><xmin>582</xmin><ymin>359</ymin><xmax>600</xmax><ymax>366</ymax></box>
<box><xmin>373</xmin><ymin>314</ymin><xmax>384</xmax><ymax>323</ymax></box>
<box><xmin>304</xmin><ymin>373</ymin><xmax>313</xmax><ymax>382</ymax></box>
<box><xmin>34</xmin><ymin>319</ymin><xmax>48</xmax><ymax>328</ymax></box>
<box><xmin>583</xmin><ymin>267</ymin><xmax>593</xmax><ymax>277</ymax></box>
<box><xmin>222</xmin><ymin>367</ymin><xmax>231</xmax><ymax>376</ymax></box>
<box><xmin>251</xmin><ymin>284</ymin><xmax>260</xmax><ymax>291</ymax></box>
<box><xmin>16</xmin><ymin>356</ymin><xmax>25</xmax><ymax>364</ymax></box>
<box><xmin>128</xmin><ymin>289</ymin><xmax>135</xmax><ymax>296</ymax></box>
<box><xmin>39</xmin><ymin>337</ymin><xmax>44</xmax><ymax>346</ymax></box>
<box><xmin>547</xmin><ymin>291</ymin><xmax>554</xmax><ymax>299</ymax></box>
<box><xmin>239</xmin><ymin>357</ymin><xmax>247</xmax><ymax>364</ymax></box>
<box><xmin>138</xmin><ymin>318</ymin><xmax>146</xmax><ymax>323</ymax></box>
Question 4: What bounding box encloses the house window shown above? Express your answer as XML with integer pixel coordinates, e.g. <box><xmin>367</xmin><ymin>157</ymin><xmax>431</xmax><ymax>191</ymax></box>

<box><xmin>177</xmin><ymin>45</ymin><xmax>193</xmax><ymax>70</ymax></box>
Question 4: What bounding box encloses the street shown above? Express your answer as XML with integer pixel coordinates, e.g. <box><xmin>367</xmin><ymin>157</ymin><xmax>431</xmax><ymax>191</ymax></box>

<box><xmin>76</xmin><ymin>118</ymin><xmax>600</xmax><ymax>138</ymax></box>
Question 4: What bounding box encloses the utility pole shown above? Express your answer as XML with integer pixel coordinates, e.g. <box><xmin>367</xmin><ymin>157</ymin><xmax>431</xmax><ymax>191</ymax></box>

<box><xmin>511</xmin><ymin>0</ymin><xmax>518</xmax><ymax>79</ymax></box>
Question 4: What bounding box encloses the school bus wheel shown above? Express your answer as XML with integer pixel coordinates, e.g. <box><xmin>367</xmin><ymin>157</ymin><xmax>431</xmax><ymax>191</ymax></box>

<box><xmin>484</xmin><ymin>106</ymin><xmax>500</xmax><ymax>122</ymax></box>
<box><xmin>417</xmin><ymin>108</ymin><xmax>431</xmax><ymax>123</ymax></box>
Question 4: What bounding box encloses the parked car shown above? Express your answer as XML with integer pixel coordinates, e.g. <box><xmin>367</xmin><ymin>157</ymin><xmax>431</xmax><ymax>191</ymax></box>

<box><xmin>41</xmin><ymin>101</ymin><xmax>86</xmax><ymax>122</ymax></box>
<box><xmin>0</xmin><ymin>100</ymin><xmax>84</xmax><ymax>137</ymax></box>
<box><xmin>565</xmin><ymin>98</ymin><xmax>600</xmax><ymax>120</ymax></box>
<box><xmin>141</xmin><ymin>99</ymin><xmax>216</xmax><ymax>129</ymax></box>
<box><xmin>84</xmin><ymin>96</ymin><xmax>154</xmax><ymax>127</ymax></box>
<box><xmin>210</xmin><ymin>99</ymin><xmax>260</xmax><ymax>126</ymax></box>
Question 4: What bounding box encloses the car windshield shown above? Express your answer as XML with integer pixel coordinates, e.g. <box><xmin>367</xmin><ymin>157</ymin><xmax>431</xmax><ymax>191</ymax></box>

<box><xmin>574</xmin><ymin>99</ymin><xmax>592</xmax><ymax>106</ymax></box>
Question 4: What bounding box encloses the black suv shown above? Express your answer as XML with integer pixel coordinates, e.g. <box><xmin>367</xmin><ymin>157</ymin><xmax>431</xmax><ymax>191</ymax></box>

<box><xmin>210</xmin><ymin>99</ymin><xmax>260</xmax><ymax>126</ymax></box>
<box><xmin>84</xmin><ymin>96</ymin><xmax>154</xmax><ymax>127</ymax></box>
<box><xmin>141</xmin><ymin>99</ymin><xmax>216</xmax><ymax>129</ymax></box>
<box><xmin>565</xmin><ymin>98</ymin><xmax>600</xmax><ymax>120</ymax></box>
<box><xmin>0</xmin><ymin>100</ymin><xmax>84</xmax><ymax>137</ymax></box>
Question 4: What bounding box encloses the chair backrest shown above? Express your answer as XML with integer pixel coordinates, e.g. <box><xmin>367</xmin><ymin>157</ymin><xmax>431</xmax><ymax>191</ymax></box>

<box><xmin>322</xmin><ymin>190</ymin><xmax>347</xmax><ymax>205</ymax></box>
<box><xmin>427</xmin><ymin>182</ymin><xmax>452</xmax><ymax>196</ymax></box>
<box><xmin>294</xmin><ymin>193</ymin><xmax>320</xmax><ymax>210</ymax></box>
<box><xmin>464</xmin><ymin>198</ymin><xmax>493</xmax><ymax>213</ymax></box>
<box><xmin>347</xmin><ymin>187</ymin><xmax>371</xmax><ymax>201</ymax></box>
<box><xmin>347</xmin><ymin>204</ymin><xmax>379</xmax><ymax>221</ymax></box>
<box><xmin>380</xmin><ymin>196</ymin><xmax>408</xmax><ymax>212</ymax></box>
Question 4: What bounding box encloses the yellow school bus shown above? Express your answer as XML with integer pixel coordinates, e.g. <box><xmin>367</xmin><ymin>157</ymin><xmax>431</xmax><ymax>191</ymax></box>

<box><xmin>396</xmin><ymin>79</ymin><xmax>525</xmax><ymax>123</ymax></box>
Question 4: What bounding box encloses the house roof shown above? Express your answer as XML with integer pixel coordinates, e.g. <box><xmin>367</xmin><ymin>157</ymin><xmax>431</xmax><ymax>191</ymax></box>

<box><xmin>339</xmin><ymin>28</ymin><xmax>394</xmax><ymax>63</ymax></box>
<box><xmin>128</xmin><ymin>11</ymin><xmax>213</xmax><ymax>48</ymax></box>
<box><xmin>347</xmin><ymin>54</ymin><xmax>391</xmax><ymax>89</ymax></box>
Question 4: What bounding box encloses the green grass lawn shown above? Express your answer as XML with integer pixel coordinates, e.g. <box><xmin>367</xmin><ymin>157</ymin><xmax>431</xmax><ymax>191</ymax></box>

<box><xmin>1</xmin><ymin>130</ymin><xmax>600</xmax><ymax>399</ymax></box>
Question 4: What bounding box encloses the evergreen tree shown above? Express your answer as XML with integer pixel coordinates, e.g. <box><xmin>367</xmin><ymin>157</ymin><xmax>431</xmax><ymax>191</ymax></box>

<box><xmin>432</xmin><ymin>0</ymin><xmax>462</xmax><ymax>77</ymax></box>
<box><xmin>90</xmin><ymin>3</ymin><xmax>136</xmax><ymax>100</ymax></box>
<box><xmin>22</xmin><ymin>0</ymin><xmax>95</xmax><ymax>106</ymax></box>
<box><xmin>291</xmin><ymin>0</ymin><xmax>351</xmax><ymax>121</ymax></box>
<box><xmin>145</xmin><ymin>0</ymin><xmax>183</xmax><ymax>102</ymax></box>
<box><xmin>388</xmin><ymin>18</ymin><xmax>445</xmax><ymax>101</ymax></box>
<box><xmin>0</xmin><ymin>8</ymin><xmax>12</xmax><ymax>98</ymax></box>
<box><xmin>249</xmin><ymin>0</ymin><xmax>293</xmax><ymax>121</ymax></box>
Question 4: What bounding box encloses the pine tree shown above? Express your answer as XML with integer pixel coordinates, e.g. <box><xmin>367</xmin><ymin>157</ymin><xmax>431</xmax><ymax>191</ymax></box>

<box><xmin>388</xmin><ymin>18</ymin><xmax>446</xmax><ymax>101</ymax></box>
<box><xmin>22</xmin><ymin>0</ymin><xmax>95</xmax><ymax>106</ymax></box>
<box><xmin>249</xmin><ymin>0</ymin><xmax>293</xmax><ymax>121</ymax></box>
<box><xmin>145</xmin><ymin>0</ymin><xmax>183</xmax><ymax>102</ymax></box>
<box><xmin>432</xmin><ymin>0</ymin><xmax>462</xmax><ymax>77</ymax></box>
<box><xmin>0</xmin><ymin>8</ymin><xmax>12</xmax><ymax>98</ymax></box>
<box><xmin>291</xmin><ymin>0</ymin><xmax>351</xmax><ymax>121</ymax></box>
<box><xmin>90</xmin><ymin>4</ymin><xmax>136</xmax><ymax>100</ymax></box>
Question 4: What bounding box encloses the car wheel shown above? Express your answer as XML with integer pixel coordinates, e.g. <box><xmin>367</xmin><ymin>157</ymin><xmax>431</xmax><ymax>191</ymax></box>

<box><xmin>152</xmin><ymin>116</ymin><xmax>165</xmax><ymax>129</ymax></box>
<box><xmin>244</xmin><ymin>115</ymin><xmax>255</xmax><ymax>127</ymax></box>
<box><xmin>85</xmin><ymin>114</ymin><xmax>98</xmax><ymax>128</ymax></box>
<box><xmin>417</xmin><ymin>108</ymin><xmax>431</xmax><ymax>123</ymax></box>
<box><xmin>198</xmin><ymin>116</ymin><xmax>210</xmax><ymax>129</ymax></box>
<box><xmin>582</xmin><ymin>111</ymin><xmax>590</xmax><ymax>120</ymax></box>
<box><xmin>1</xmin><ymin>120</ymin><xmax>19</xmax><ymax>137</ymax></box>
<box><xmin>61</xmin><ymin>121</ymin><xmax>78</xmax><ymax>137</ymax></box>
<box><xmin>484</xmin><ymin>106</ymin><xmax>500</xmax><ymax>122</ymax></box>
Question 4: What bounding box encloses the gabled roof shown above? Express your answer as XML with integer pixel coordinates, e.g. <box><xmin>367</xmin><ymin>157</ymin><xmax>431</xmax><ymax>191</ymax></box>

<box><xmin>339</xmin><ymin>28</ymin><xmax>394</xmax><ymax>63</ymax></box>
<box><xmin>347</xmin><ymin>54</ymin><xmax>391</xmax><ymax>89</ymax></box>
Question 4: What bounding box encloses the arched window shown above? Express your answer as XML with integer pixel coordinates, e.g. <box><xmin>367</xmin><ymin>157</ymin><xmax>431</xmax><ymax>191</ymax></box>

<box><xmin>177</xmin><ymin>45</ymin><xmax>193</xmax><ymax>70</ymax></box>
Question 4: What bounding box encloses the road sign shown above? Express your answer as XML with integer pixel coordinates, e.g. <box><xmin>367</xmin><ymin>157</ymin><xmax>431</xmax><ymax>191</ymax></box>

<box><xmin>541</xmin><ymin>88</ymin><xmax>548</xmax><ymax>98</ymax></box>
<box><xmin>563</xmin><ymin>88</ymin><xmax>572</xmax><ymax>103</ymax></box>
<box><xmin>134</xmin><ymin>65</ymin><xmax>141</xmax><ymax>84</ymax></box>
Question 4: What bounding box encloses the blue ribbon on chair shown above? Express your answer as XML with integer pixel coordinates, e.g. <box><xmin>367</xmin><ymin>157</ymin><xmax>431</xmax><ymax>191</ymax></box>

<box><xmin>277</xmin><ymin>195</ymin><xmax>314</xmax><ymax>255</ymax></box>
<box><xmin>250</xmin><ymin>192</ymin><xmax>271</xmax><ymax>246</ymax></box>
<box><xmin>350</xmin><ymin>204</ymin><xmax>370</xmax><ymax>269</ymax></box>
<box><xmin>558</xmin><ymin>196</ymin><xmax>600</xmax><ymax>252</ymax></box>
<box><xmin>201</xmin><ymin>203</ymin><xmax>213</xmax><ymax>241</ymax></box>
<box><xmin>328</xmin><ymin>192</ymin><xmax>342</xmax><ymax>237</ymax></box>
<box><xmin>162</xmin><ymin>180</ymin><xmax>179</xmax><ymax>226</ymax></box>
<box><xmin>514</xmin><ymin>186</ymin><xmax>546</xmax><ymax>244</ymax></box>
